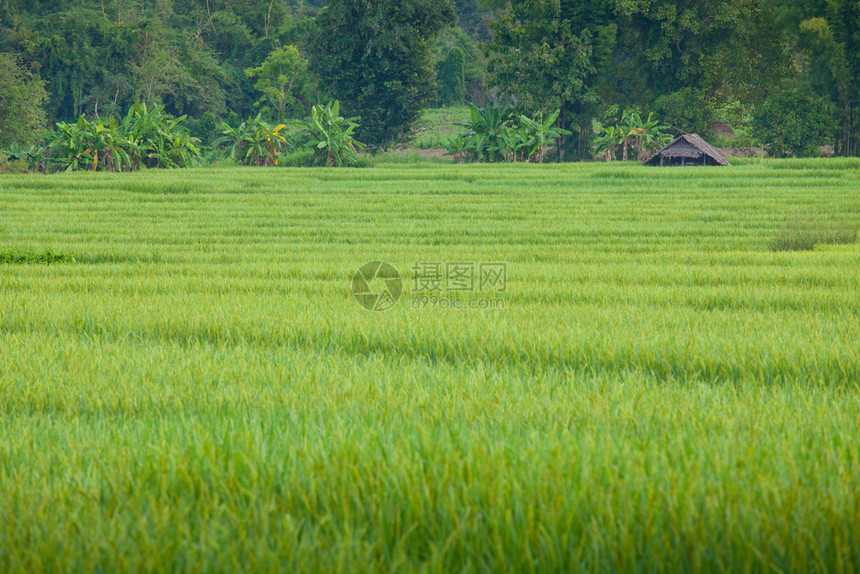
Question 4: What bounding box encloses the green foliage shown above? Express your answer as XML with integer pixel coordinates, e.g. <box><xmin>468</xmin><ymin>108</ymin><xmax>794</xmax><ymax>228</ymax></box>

<box><xmin>13</xmin><ymin>103</ymin><xmax>201</xmax><ymax>173</ymax></box>
<box><xmin>449</xmin><ymin>0</ymin><xmax>493</xmax><ymax>41</ymax></box>
<box><xmin>712</xmin><ymin>101</ymin><xmax>755</xmax><ymax>146</ymax></box>
<box><xmin>600</xmin><ymin>0</ymin><xmax>859</xmax><ymax>157</ymax></box>
<box><xmin>410</xmin><ymin>106</ymin><xmax>470</xmax><ymax>149</ymax></box>
<box><xmin>291</xmin><ymin>100</ymin><xmax>366</xmax><ymax>167</ymax></box>
<box><xmin>48</xmin><ymin>116</ymin><xmax>134</xmax><ymax>172</ymax></box>
<box><xmin>309</xmin><ymin>0</ymin><xmax>456</xmax><ymax>146</ymax></box>
<box><xmin>610</xmin><ymin>0</ymin><xmax>780</xmax><ymax>103</ymax></box>
<box><xmin>652</xmin><ymin>89</ymin><xmax>715</xmax><ymax>137</ymax></box>
<box><xmin>0</xmin><ymin>1</ymin><xmax>273</xmax><ymax>125</ymax></box>
<box><xmin>0</xmin><ymin>248</ymin><xmax>75</xmax><ymax>264</ymax></box>
<box><xmin>443</xmin><ymin>134</ymin><xmax>470</xmax><ymax>163</ymax></box>
<box><xmin>184</xmin><ymin>111</ymin><xmax>223</xmax><ymax>146</ymax></box>
<box><xmin>791</xmin><ymin>3</ymin><xmax>860</xmax><ymax>156</ymax></box>
<box><xmin>214</xmin><ymin>114</ymin><xmax>290</xmax><ymax>167</ymax></box>
<box><xmin>518</xmin><ymin>110</ymin><xmax>574</xmax><ymax>163</ymax></box>
<box><xmin>436</xmin><ymin>47</ymin><xmax>466</xmax><ymax>107</ymax></box>
<box><xmin>593</xmin><ymin>107</ymin><xmax>672</xmax><ymax>161</ymax></box>
<box><xmin>446</xmin><ymin>103</ymin><xmax>570</xmax><ymax>163</ymax></box>
<box><xmin>121</xmin><ymin>103</ymin><xmax>201</xmax><ymax>169</ymax></box>
<box><xmin>446</xmin><ymin>103</ymin><xmax>508</xmax><ymax>162</ymax></box>
<box><xmin>487</xmin><ymin>0</ymin><xmax>615</xmax><ymax>161</ymax></box>
<box><xmin>753</xmin><ymin>89</ymin><xmax>838</xmax><ymax>157</ymax></box>
<box><xmin>245</xmin><ymin>45</ymin><xmax>312</xmax><ymax>123</ymax></box>
<box><xmin>0</xmin><ymin>53</ymin><xmax>49</xmax><ymax>148</ymax></box>
<box><xmin>3</xmin><ymin>0</ymin><xmax>860</xmax><ymax>161</ymax></box>
<box><xmin>433</xmin><ymin>25</ymin><xmax>487</xmax><ymax>104</ymax></box>
<box><xmin>2</xmin><ymin>142</ymin><xmax>49</xmax><ymax>172</ymax></box>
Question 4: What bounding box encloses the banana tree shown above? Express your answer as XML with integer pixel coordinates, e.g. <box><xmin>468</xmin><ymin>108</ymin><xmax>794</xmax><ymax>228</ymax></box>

<box><xmin>49</xmin><ymin>117</ymin><xmax>133</xmax><ymax>172</ymax></box>
<box><xmin>214</xmin><ymin>114</ymin><xmax>290</xmax><ymax>167</ymax></box>
<box><xmin>121</xmin><ymin>103</ymin><xmax>200</xmax><ymax>169</ymax></box>
<box><xmin>488</xmin><ymin>129</ymin><xmax>514</xmax><ymax>163</ymax></box>
<box><xmin>458</xmin><ymin>103</ymin><xmax>510</xmax><ymax>163</ymax></box>
<box><xmin>292</xmin><ymin>100</ymin><xmax>365</xmax><ymax>167</ymax></box>
<box><xmin>465</xmin><ymin>132</ymin><xmax>491</xmax><ymax>162</ymax></box>
<box><xmin>630</xmin><ymin>112</ymin><xmax>671</xmax><ymax>160</ymax></box>
<box><xmin>594</xmin><ymin>108</ymin><xmax>671</xmax><ymax>161</ymax></box>
<box><xmin>444</xmin><ymin>134</ymin><xmax>469</xmax><ymax>164</ymax></box>
<box><xmin>519</xmin><ymin>109</ymin><xmax>573</xmax><ymax>163</ymax></box>
<box><xmin>2</xmin><ymin>142</ymin><xmax>49</xmax><ymax>172</ymax></box>
<box><xmin>593</xmin><ymin>124</ymin><xmax>622</xmax><ymax>162</ymax></box>
<box><xmin>165</xmin><ymin>131</ymin><xmax>202</xmax><ymax>169</ymax></box>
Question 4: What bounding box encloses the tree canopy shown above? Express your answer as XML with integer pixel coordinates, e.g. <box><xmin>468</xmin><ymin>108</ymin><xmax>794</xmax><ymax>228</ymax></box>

<box><xmin>309</xmin><ymin>0</ymin><xmax>456</xmax><ymax>146</ymax></box>
<box><xmin>0</xmin><ymin>53</ymin><xmax>48</xmax><ymax>147</ymax></box>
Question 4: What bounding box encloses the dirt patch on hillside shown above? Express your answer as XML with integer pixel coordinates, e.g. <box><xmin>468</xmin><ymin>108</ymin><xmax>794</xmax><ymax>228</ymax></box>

<box><xmin>711</xmin><ymin>122</ymin><xmax>736</xmax><ymax>138</ymax></box>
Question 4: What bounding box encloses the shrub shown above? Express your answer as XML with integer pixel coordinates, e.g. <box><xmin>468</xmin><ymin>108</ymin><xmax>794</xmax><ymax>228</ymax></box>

<box><xmin>2</xmin><ymin>142</ymin><xmax>48</xmax><ymax>172</ymax></box>
<box><xmin>415</xmin><ymin>134</ymin><xmax>451</xmax><ymax>149</ymax></box>
<box><xmin>753</xmin><ymin>89</ymin><xmax>838</xmax><ymax>158</ymax></box>
<box><xmin>184</xmin><ymin>111</ymin><xmax>223</xmax><ymax>147</ymax></box>
<box><xmin>0</xmin><ymin>151</ymin><xmax>31</xmax><ymax>174</ymax></box>
<box><xmin>343</xmin><ymin>154</ymin><xmax>372</xmax><ymax>168</ymax></box>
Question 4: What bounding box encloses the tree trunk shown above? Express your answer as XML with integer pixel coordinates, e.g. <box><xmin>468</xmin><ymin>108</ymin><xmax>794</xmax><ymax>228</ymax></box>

<box><xmin>580</xmin><ymin>118</ymin><xmax>588</xmax><ymax>161</ymax></box>
<box><xmin>558</xmin><ymin>105</ymin><xmax>566</xmax><ymax>163</ymax></box>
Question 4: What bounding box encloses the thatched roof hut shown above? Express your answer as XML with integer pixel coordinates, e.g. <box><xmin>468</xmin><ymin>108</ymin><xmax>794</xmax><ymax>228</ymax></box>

<box><xmin>643</xmin><ymin>134</ymin><xmax>730</xmax><ymax>166</ymax></box>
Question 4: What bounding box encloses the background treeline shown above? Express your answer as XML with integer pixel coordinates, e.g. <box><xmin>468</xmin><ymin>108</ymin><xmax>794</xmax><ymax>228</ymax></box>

<box><xmin>0</xmin><ymin>0</ymin><xmax>858</xmax><ymax>161</ymax></box>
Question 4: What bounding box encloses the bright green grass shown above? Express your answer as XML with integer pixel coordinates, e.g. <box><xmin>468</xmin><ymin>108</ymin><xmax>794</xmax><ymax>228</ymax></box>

<box><xmin>1</xmin><ymin>161</ymin><xmax>860</xmax><ymax>572</ymax></box>
<box><xmin>411</xmin><ymin>106</ymin><xmax>470</xmax><ymax>149</ymax></box>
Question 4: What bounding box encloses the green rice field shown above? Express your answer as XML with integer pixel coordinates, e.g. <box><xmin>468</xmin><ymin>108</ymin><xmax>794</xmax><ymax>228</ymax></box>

<box><xmin>1</xmin><ymin>161</ymin><xmax>860</xmax><ymax>572</ymax></box>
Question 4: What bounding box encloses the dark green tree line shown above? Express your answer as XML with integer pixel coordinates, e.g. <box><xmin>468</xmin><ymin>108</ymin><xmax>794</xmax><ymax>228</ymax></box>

<box><xmin>1</xmin><ymin>0</ymin><xmax>859</xmax><ymax>158</ymax></box>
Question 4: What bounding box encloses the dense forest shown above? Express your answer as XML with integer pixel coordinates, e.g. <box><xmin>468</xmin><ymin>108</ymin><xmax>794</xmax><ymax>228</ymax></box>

<box><xmin>1</xmin><ymin>0</ymin><xmax>858</xmax><ymax>160</ymax></box>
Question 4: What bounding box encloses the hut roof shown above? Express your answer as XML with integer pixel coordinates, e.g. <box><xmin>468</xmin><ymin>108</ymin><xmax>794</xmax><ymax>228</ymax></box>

<box><xmin>643</xmin><ymin>134</ymin><xmax>730</xmax><ymax>166</ymax></box>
